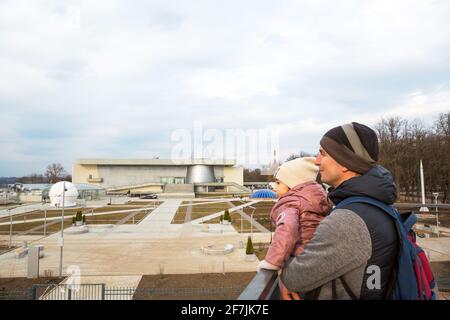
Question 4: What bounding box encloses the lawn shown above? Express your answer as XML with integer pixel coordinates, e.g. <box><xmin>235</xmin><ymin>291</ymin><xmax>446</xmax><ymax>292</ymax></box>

<box><xmin>171</xmin><ymin>201</ymin><xmax>233</xmax><ymax>224</ymax></box>
<box><xmin>185</xmin><ymin>200</ymin><xmax>275</xmax><ymax>233</ymax></box>
<box><xmin>0</xmin><ymin>204</ymin><xmax>159</xmax><ymax>224</ymax></box>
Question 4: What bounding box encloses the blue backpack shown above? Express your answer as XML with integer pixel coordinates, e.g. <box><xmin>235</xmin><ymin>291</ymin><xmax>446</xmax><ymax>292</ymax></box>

<box><xmin>335</xmin><ymin>196</ymin><xmax>437</xmax><ymax>300</ymax></box>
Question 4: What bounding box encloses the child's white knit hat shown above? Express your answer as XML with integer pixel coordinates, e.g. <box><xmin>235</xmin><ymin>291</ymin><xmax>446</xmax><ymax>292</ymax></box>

<box><xmin>274</xmin><ymin>157</ymin><xmax>319</xmax><ymax>188</ymax></box>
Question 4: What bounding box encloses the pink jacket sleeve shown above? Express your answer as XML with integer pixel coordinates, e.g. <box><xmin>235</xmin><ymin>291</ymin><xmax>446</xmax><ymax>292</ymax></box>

<box><xmin>264</xmin><ymin>207</ymin><xmax>299</xmax><ymax>268</ymax></box>
<box><xmin>299</xmin><ymin>211</ymin><xmax>325</xmax><ymax>248</ymax></box>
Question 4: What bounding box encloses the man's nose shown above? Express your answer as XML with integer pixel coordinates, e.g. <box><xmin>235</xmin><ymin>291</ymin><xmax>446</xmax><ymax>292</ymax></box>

<box><xmin>314</xmin><ymin>154</ymin><xmax>322</xmax><ymax>167</ymax></box>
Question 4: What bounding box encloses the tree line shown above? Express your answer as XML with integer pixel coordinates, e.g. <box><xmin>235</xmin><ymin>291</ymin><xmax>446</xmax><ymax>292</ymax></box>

<box><xmin>15</xmin><ymin>163</ymin><xmax>71</xmax><ymax>184</ymax></box>
<box><xmin>376</xmin><ymin>112</ymin><xmax>449</xmax><ymax>203</ymax></box>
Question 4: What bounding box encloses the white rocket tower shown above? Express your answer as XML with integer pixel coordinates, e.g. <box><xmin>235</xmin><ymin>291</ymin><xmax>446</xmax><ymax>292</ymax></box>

<box><xmin>419</xmin><ymin>160</ymin><xmax>429</xmax><ymax>214</ymax></box>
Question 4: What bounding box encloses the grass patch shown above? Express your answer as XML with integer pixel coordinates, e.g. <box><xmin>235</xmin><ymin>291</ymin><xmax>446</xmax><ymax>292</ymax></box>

<box><xmin>0</xmin><ymin>220</ymin><xmax>73</xmax><ymax>235</ymax></box>
<box><xmin>197</xmin><ymin>201</ymin><xmax>275</xmax><ymax>233</ymax></box>
<box><xmin>0</xmin><ymin>208</ymin><xmax>153</xmax><ymax>235</ymax></box>
<box><xmin>172</xmin><ymin>201</ymin><xmax>232</xmax><ymax>224</ymax></box>
<box><xmin>0</xmin><ymin>208</ymin><xmax>89</xmax><ymax>224</ymax></box>
<box><xmin>84</xmin><ymin>210</ymin><xmax>151</xmax><ymax>224</ymax></box>
<box><xmin>0</xmin><ymin>204</ymin><xmax>160</xmax><ymax>224</ymax></box>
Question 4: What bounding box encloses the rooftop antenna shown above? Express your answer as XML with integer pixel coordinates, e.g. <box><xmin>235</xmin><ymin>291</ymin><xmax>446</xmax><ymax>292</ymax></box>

<box><xmin>419</xmin><ymin>160</ymin><xmax>429</xmax><ymax>214</ymax></box>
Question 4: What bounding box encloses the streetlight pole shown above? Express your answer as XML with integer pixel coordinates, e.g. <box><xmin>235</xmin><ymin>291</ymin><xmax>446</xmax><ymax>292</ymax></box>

<box><xmin>432</xmin><ymin>192</ymin><xmax>440</xmax><ymax>238</ymax></box>
<box><xmin>59</xmin><ymin>182</ymin><xmax>66</xmax><ymax>278</ymax></box>
<box><xmin>8</xmin><ymin>209</ymin><xmax>12</xmax><ymax>248</ymax></box>
<box><xmin>248</xmin><ymin>206</ymin><xmax>256</xmax><ymax>240</ymax></box>
<box><xmin>44</xmin><ymin>205</ymin><xmax>47</xmax><ymax>237</ymax></box>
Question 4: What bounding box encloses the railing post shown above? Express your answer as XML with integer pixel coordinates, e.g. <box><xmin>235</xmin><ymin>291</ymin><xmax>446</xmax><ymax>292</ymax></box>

<box><xmin>31</xmin><ymin>285</ymin><xmax>37</xmax><ymax>300</ymax></box>
<box><xmin>44</xmin><ymin>208</ymin><xmax>47</xmax><ymax>236</ymax></box>
<box><xmin>102</xmin><ymin>284</ymin><xmax>106</xmax><ymax>300</ymax></box>
<box><xmin>9</xmin><ymin>209</ymin><xmax>12</xmax><ymax>248</ymax></box>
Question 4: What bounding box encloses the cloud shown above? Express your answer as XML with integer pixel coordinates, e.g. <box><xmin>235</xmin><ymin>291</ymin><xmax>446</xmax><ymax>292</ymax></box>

<box><xmin>1</xmin><ymin>0</ymin><xmax>450</xmax><ymax>175</ymax></box>
<box><xmin>385</xmin><ymin>87</ymin><xmax>450</xmax><ymax>119</ymax></box>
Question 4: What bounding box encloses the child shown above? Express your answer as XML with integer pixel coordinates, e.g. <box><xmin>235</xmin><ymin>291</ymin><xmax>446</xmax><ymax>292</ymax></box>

<box><xmin>258</xmin><ymin>157</ymin><xmax>332</xmax><ymax>299</ymax></box>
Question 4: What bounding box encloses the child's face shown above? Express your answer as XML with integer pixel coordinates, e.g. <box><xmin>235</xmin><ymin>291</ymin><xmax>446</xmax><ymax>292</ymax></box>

<box><xmin>274</xmin><ymin>179</ymin><xmax>290</xmax><ymax>198</ymax></box>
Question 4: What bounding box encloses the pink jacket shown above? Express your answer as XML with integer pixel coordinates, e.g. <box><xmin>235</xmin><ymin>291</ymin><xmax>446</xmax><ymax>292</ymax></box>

<box><xmin>264</xmin><ymin>181</ymin><xmax>332</xmax><ymax>268</ymax></box>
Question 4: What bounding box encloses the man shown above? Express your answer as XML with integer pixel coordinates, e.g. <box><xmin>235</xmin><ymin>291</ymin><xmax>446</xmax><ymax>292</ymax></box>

<box><xmin>281</xmin><ymin>122</ymin><xmax>398</xmax><ymax>300</ymax></box>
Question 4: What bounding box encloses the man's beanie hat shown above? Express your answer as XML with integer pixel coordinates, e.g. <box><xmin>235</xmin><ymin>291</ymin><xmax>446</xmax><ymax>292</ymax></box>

<box><xmin>274</xmin><ymin>157</ymin><xmax>319</xmax><ymax>189</ymax></box>
<box><xmin>319</xmin><ymin>122</ymin><xmax>379</xmax><ymax>174</ymax></box>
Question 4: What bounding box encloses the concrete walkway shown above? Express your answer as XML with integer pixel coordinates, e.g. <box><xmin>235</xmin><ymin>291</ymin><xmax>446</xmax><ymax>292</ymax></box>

<box><xmin>0</xmin><ymin>234</ymin><xmax>261</xmax><ymax>278</ymax></box>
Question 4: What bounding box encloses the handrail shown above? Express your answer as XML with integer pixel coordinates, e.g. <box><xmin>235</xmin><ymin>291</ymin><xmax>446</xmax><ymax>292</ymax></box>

<box><xmin>237</xmin><ymin>269</ymin><xmax>278</xmax><ymax>300</ymax></box>
<box><xmin>394</xmin><ymin>203</ymin><xmax>450</xmax><ymax>209</ymax></box>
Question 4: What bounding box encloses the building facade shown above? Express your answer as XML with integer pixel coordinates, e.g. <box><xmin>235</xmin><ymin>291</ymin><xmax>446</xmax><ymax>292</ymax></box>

<box><xmin>72</xmin><ymin>159</ymin><xmax>245</xmax><ymax>195</ymax></box>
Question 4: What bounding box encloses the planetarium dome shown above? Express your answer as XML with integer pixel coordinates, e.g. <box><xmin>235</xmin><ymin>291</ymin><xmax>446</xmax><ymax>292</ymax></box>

<box><xmin>49</xmin><ymin>181</ymin><xmax>79</xmax><ymax>207</ymax></box>
<box><xmin>250</xmin><ymin>189</ymin><xmax>277</xmax><ymax>199</ymax></box>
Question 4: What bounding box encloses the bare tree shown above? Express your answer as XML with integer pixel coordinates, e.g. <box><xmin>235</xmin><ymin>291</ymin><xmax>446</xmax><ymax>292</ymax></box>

<box><xmin>435</xmin><ymin>112</ymin><xmax>450</xmax><ymax>138</ymax></box>
<box><xmin>45</xmin><ymin>163</ymin><xmax>68</xmax><ymax>184</ymax></box>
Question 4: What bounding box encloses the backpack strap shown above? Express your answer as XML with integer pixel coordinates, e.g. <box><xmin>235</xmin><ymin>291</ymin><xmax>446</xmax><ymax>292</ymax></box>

<box><xmin>310</xmin><ymin>277</ymin><xmax>358</xmax><ymax>300</ymax></box>
<box><xmin>402</xmin><ymin>212</ymin><xmax>417</xmax><ymax>231</ymax></box>
<box><xmin>340</xmin><ymin>276</ymin><xmax>358</xmax><ymax>300</ymax></box>
<box><xmin>309</xmin><ymin>286</ymin><xmax>322</xmax><ymax>300</ymax></box>
<box><xmin>334</xmin><ymin>196</ymin><xmax>400</xmax><ymax>220</ymax></box>
<box><xmin>332</xmin><ymin>279</ymin><xmax>337</xmax><ymax>300</ymax></box>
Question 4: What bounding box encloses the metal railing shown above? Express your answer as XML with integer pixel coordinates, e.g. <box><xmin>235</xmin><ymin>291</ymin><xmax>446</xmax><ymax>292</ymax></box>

<box><xmin>23</xmin><ymin>283</ymin><xmax>246</xmax><ymax>300</ymax></box>
<box><xmin>395</xmin><ymin>203</ymin><xmax>450</xmax><ymax>210</ymax></box>
<box><xmin>32</xmin><ymin>283</ymin><xmax>105</xmax><ymax>300</ymax></box>
<box><xmin>237</xmin><ymin>269</ymin><xmax>279</xmax><ymax>300</ymax></box>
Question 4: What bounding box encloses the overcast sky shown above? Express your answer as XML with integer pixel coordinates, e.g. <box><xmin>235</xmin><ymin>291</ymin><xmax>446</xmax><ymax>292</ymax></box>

<box><xmin>1</xmin><ymin>0</ymin><xmax>450</xmax><ymax>176</ymax></box>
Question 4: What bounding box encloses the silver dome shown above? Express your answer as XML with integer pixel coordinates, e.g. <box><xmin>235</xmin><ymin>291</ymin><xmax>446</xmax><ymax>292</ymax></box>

<box><xmin>186</xmin><ymin>165</ymin><xmax>215</xmax><ymax>184</ymax></box>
